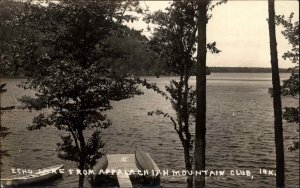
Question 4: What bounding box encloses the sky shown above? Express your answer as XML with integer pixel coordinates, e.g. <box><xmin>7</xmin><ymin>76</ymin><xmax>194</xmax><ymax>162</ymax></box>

<box><xmin>128</xmin><ymin>1</ymin><xmax>299</xmax><ymax>68</ymax></box>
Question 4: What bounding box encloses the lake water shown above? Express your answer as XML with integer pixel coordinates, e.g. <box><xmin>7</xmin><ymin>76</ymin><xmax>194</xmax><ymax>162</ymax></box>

<box><xmin>1</xmin><ymin>73</ymin><xmax>299</xmax><ymax>187</ymax></box>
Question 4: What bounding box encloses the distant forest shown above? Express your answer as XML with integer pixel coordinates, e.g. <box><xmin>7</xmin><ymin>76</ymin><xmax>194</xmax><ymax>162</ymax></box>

<box><xmin>209</xmin><ymin>67</ymin><xmax>289</xmax><ymax>73</ymax></box>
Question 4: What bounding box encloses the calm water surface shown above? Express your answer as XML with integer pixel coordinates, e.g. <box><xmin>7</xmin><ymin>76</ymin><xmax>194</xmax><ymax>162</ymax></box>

<box><xmin>1</xmin><ymin>73</ymin><xmax>299</xmax><ymax>187</ymax></box>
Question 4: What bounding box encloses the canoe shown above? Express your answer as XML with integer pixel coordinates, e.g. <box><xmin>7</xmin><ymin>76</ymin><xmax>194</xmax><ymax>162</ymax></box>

<box><xmin>89</xmin><ymin>155</ymin><xmax>109</xmax><ymax>184</ymax></box>
<box><xmin>1</xmin><ymin>164</ymin><xmax>64</xmax><ymax>187</ymax></box>
<box><xmin>134</xmin><ymin>147</ymin><xmax>160</xmax><ymax>186</ymax></box>
<box><xmin>135</xmin><ymin>147</ymin><xmax>159</xmax><ymax>172</ymax></box>
<box><xmin>92</xmin><ymin>155</ymin><xmax>108</xmax><ymax>173</ymax></box>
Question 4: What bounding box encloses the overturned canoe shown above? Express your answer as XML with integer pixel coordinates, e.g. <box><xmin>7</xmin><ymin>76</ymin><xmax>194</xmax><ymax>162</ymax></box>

<box><xmin>93</xmin><ymin>155</ymin><xmax>109</xmax><ymax>173</ymax></box>
<box><xmin>89</xmin><ymin>155</ymin><xmax>109</xmax><ymax>185</ymax></box>
<box><xmin>1</xmin><ymin>164</ymin><xmax>63</xmax><ymax>187</ymax></box>
<box><xmin>133</xmin><ymin>147</ymin><xmax>160</xmax><ymax>187</ymax></box>
<box><xmin>135</xmin><ymin>147</ymin><xmax>159</xmax><ymax>172</ymax></box>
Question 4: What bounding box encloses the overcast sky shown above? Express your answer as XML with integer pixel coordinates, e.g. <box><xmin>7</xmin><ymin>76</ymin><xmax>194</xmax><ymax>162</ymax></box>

<box><xmin>129</xmin><ymin>1</ymin><xmax>299</xmax><ymax>68</ymax></box>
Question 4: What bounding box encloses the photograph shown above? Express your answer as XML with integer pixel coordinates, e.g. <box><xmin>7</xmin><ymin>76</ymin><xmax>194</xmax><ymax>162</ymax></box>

<box><xmin>0</xmin><ymin>0</ymin><xmax>299</xmax><ymax>187</ymax></box>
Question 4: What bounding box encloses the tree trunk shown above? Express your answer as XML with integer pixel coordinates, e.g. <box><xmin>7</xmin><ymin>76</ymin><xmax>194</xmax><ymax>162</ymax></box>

<box><xmin>182</xmin><ymin>71</ymin><xmax>193</xmax><ymax>188</ymax></box>
<box><xmin>187</xmin><ymin>175</ymin><xmax>193</xmax><ymax>188</ymax></box>
<box><xmin>194</xmin><ymin>1</ymin><xmax>208</xmax><ymax>188</ymax></box>
<box><xmin>78</xmin><ymin>129</ymin><xmax>86</xmax><ymax>188</ymax></box>
<box><xmin>183</xmin><ymin>143</ymin><xmax>193</xmax><ymax>188</ymax></box>
<box><xmin>78</xmin><ymin>172</ymin><xmax>84</xmax><ymax>188</ymax></box>
<box><xmin>0</xmin><ymin>86</ymin><xmax>2</xmax><ymax>127</ymax></box>
<box><xmin>267</xmin><ymin>0</ymin><xmax>285</xmax><ymax>187</ymax></box>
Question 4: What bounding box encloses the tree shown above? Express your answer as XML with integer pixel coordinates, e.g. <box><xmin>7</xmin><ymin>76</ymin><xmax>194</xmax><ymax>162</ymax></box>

<box><xmin>12</xmin><ymin>1</ymin><xmax>142</xmax><ymax>187</ymax></box>
<box><xmin>268</xmin><ymin>0</ymin><xmax>285</xmax><ymax>187</ymax></box>
<box><xmin>0</xmin><ymin>0</ymin><xmax>19</xmax><ymax>164</ymax></box>
<box><xmin>144</xmin><ymin>1</ymin><xmax>222</xmax><ymax>187</ymax></box>
<box><xmin>0</xmin><ymin>43</ymin><xmax>15</xmax><ymax>166</ymax></box>
<box><xmin>0</xmin><ymin>83</ymin><xmax>14</xmax><ymax>165</ymax></box>
<box><xmin>194</xmin><ymin>1</ymin><xmax>225</xmax><ymax>187</ymax></box>
<box><xmin>275</xmin><ymin>13</ymin><xmax>299</xmax><ymax>151</ymax></box>
<box><xmin>145</xmin><ymin>2</ymin><xmax>199</xmax><ymax>187</ymax></box>
<box><xmin>194</xmin><ymin>1</ymin><xmax>209</xmax><ymax>187</ymax></box>
<box><xmin>0</xmin><ymin>0</ymin><xmax>24</xmax><ymax>76</ymax></box>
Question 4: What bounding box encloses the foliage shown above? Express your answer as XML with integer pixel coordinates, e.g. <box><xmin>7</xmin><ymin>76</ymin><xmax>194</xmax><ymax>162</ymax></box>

<box><xmin>11</xmin><ymin>1</ymin><xmax>142</xmax><ymax>186</ymax></box>
<box><xmin>0</xmin><ymin>1</ymin><xmax>22</xmax><ymax>48</ymax></box>
<box><xmin>275</xmin><ymin>13</ymin><xmax>299</xmax><ymax>65</ymax></box>
<box><xmin>0</xmin><ymin>83</ymin><xmax>14</xmax><ymax>165</ymax></box>
<box><xmin>0</xmin><ymin>1</ymin><xmax>162</xmax><ymax>77</ymax></box>
<box><xmin>0</xmin><ymin>0</ymin><xmax>25</xmax><ymax>76</ymax></box>
<box><xmin>104</xmin><ymin>28</ymin><xmax>162</xmax><ymax>76</ymax></box>
<box><xmin>276</xmin><ymin>13</ymin><xmax>299</xmax><ymax>151</ymax></box>
<box><xmin>0</xmin><ymin>84</ymin><xmax>10</xmax><ymax>138</ymax></box>
<box><xmin>0</xmin><ymin>1</ymin><xmax>20</xmax><ymax>163</ymax></box>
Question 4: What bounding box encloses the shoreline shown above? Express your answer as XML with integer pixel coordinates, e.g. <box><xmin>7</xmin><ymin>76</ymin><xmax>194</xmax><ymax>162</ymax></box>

<box><xmin>0</xmin><ymin>72</ymin><xmax>292</xmax><ymax>80</ymax></box>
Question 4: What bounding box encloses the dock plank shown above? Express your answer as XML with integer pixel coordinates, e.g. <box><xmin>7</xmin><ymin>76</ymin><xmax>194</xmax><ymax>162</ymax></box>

<box><xmin>107</xmin><ymin>154</ymin><xmax>138</xmax><ymax>171</ymax></box>
<box><xmin>117</xmin><ymin>174</ymin><xmax>132</xmax><ymax>188</ymax></box>
<box><xmin>106</xmin><ymin>154</ymin><xmax>138</xmax><ymax>188</ymax></box>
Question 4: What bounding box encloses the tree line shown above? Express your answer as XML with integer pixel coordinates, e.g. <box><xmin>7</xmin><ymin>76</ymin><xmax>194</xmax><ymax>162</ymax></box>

<box><xmin>209</xmin><ymin>66</ymin><xmax>289</xmax><ymax>73</ymax></box>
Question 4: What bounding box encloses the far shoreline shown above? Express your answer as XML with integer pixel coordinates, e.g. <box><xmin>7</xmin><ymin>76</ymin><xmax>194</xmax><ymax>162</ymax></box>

<box><xmin>0</xmin><ymin>67</ymin><xmax>293</xmax><ymax>80</ymax></box>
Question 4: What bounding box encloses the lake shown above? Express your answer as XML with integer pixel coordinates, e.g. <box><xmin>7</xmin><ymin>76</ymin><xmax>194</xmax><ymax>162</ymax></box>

<box><xmin>0</xmin><ymin>73</ymin><xmax>299</xmax><ymax>187</ymax></box>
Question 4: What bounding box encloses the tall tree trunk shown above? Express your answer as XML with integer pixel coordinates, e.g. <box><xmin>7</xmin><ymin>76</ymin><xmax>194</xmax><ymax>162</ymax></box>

<box><xmin>78</xmin><ymin>171</ymin><xmax>84</xmax><ymax>188</ymax></box>
<box><xmin>194</xmin><ymin>1</ymin><xmax>208</xmax><ymax>187</ymax></box>
<box><xmin>78</xmin><ymin>129</ymin><xmax>86</xmax><ymax>188</ymax></box>
<box><xmin>267</xmin><ymin>0</ymin><xmax>285</xmax><ymax>187</ymax></box>
<box><xmin>0</xmin><ymin>85</ymin><xmax>2</xmax><ymax>127</ymax></box>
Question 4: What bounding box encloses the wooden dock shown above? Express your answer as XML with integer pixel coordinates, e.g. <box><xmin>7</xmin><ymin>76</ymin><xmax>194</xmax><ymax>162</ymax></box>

<box><xmin>91</xmin><ymin>149</ymin><xmax>160</xmax><ymax>187</ymax></box>
<box><xmin>107</xmin><ymin>154</ymin><xmax>137</xmax><ymax>188</ymax></box>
